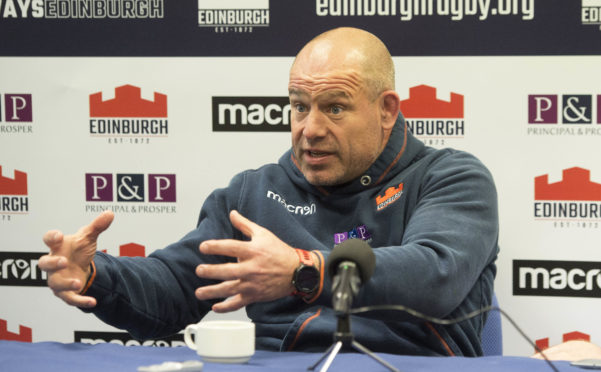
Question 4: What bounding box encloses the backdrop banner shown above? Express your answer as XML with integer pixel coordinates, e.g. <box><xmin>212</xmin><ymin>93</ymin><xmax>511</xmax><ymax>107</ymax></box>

<box><xmin>0</xmin><ymin>0</ymin><xmax>600</xmax><ymax>56</ymax></box>
<box><xmin>1</xmin><ymin>0</ymin><xmax>601</xmax><ymax>357</ymax></box>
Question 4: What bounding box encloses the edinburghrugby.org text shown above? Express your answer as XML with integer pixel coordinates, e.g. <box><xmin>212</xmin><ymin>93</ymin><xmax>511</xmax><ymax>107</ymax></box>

<box><xmin>316</xmin><ymin>0</ymin><xmax>535</xmax><ymax>21</ymax></box>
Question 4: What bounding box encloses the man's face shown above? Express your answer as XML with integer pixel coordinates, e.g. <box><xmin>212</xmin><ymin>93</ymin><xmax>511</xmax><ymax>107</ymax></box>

<box><xmin>288</xmin><ymin>63</ymin><xmax>387</xmax><ymax>186</ymax></box>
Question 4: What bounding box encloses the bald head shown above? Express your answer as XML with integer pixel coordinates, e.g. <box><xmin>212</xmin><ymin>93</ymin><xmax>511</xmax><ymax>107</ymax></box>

<box><xmin>291</xmin><ymin>27</ymin><xmax>395</xmax><ymax>100</ymax></box>
<box><xmin>288</xmin><ymin>27</ymin><xmax>401</xmax><ymax>186</ymax></box>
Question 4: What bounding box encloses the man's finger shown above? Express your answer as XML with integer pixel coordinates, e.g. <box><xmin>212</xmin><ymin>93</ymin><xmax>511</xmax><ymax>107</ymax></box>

<box><xmin>229</xmin><ymin>210</ymin><xmax>261</xmax><ymax>238</ymax></box>
<box><xmin>47</xmin><ymin>275</ymin><xmax>82</xmax><ymax>292</ymax></box>
<box><xmin>195</xmin><ymin>261</ymin><xmax>248</xmax><ymax>281</ymax></box>
<box><xmin>195</xmin><ymin>279</ymin><xmax>240</xmax><ymax>301</ymax></box>
<box><xmin>42</xmin><ymin>230</ymin><xmax>64</xmax><ymax>252</ymax></box>
<box><xmin>79</xmin><ymin>210</ymin><xmax>115</xmax><ymax>240</ymax></box>
<box><xmin>38</xmin><ymin>255</ymin><xmax>67</xmax><ymax>271</ymax></box>
<box><xmin>212</xmin><ymin>295</ymin><xmax>247</xmax><ymax>313</ymax></box>
<box><xmin>57</xmin><ymin>291</ymin><xmax>97</xmax><ymax>308</ymax></box>
<box><xmin>199</xmin><ymin>239</ymin><xmax>250</xmax><ymax>260</ymax></box>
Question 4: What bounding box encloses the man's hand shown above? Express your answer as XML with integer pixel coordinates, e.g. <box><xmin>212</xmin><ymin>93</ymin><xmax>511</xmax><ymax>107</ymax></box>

<box><xmin>195</xmin><ymin>210</ymin><xmax>301</xmax><ymax>313</ymax></box>
<box><xmin>38</xmin><ymin>211</ymin><xmax>114</xmax><ymax>308</ymax></box>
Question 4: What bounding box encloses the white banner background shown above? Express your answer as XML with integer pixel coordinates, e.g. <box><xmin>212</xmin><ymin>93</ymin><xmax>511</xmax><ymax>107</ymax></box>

<box><xmin>2</xmin><ymin>55</ymin><xmax>601</xmax><ymax>356</ymax></box>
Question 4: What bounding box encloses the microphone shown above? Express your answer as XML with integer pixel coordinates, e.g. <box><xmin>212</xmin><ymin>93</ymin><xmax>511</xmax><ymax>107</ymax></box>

<box><xmin>327</xmin><ymin>239</ymin><xmax>376</xmax><ymax>315</ymax></box>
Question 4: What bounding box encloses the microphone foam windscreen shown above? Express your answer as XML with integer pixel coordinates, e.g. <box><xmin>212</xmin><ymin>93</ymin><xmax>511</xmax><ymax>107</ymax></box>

<box><xmin>326</xmin><ymin>239</ymin><xmax>376</xmax><ymax>282</ymax></box>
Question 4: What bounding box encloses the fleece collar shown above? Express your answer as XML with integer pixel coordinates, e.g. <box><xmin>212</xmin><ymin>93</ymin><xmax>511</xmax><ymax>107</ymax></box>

<box><xmin>279</xmin><ymin>114</ymin><xmax>425</xmax><ymax>197</ymax></box>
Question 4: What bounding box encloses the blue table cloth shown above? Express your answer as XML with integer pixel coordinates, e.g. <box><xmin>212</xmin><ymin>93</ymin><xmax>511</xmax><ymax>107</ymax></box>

<box><xmin>0</xmin><ymin>340</ymin><xmax>581</xmax><ymax>372</ymax></box>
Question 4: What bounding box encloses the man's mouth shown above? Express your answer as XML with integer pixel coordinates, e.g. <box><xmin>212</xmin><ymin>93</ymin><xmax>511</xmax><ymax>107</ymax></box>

<box><xmin>308</xmin><ymin>150</ymin><xmax>329</xmax><ymax>158</ymax></box>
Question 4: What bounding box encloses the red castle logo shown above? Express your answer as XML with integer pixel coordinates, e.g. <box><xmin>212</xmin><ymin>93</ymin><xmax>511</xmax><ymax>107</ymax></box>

<box><xmin>376</xmin><ymin>183</ymin><xmax>404</xmax><ymax>211</ymax></box>
<box><xmin>535</xmin><ymin>167</ymin><xmax>601</xmax><ymax>201</ymax></box>
<box><xmin>0</xmin><ymin>166</ymin><xmax>27</xmax><ymax>195</ymax></box>
<box><xmin>89</xmin><ymin>85</ymin><xmax>167</xmax><ymax>118</ymax></box>
<box><xmin>0</xmin><ymin>319</ymin><xmax>32</xmax><ymax>342</ymax></box>
<box><xmin>400</xmin><ymin>85</ymin><xmax>464</xmax><ymax>118</ymax></box>
<box><xmin>101</xmin><ymin>243</ymin><xmax>146</xmax><ymax>257</ymax></box>
<box><xmin>536</xmin><ymin>331</ymin><xmax>590</xmax><ymax>352</ymax></box>
<box><xmin>119</xmin><ymin>243</ymin><xmax>146</xmax><ymax>257</ymax></box>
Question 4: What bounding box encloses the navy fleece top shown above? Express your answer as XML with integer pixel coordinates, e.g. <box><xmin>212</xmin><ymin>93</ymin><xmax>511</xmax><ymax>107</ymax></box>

<box><xmin>85</xmin><ymin>114</ymin><xmax>499</xmax><ymax>356</ymax></box>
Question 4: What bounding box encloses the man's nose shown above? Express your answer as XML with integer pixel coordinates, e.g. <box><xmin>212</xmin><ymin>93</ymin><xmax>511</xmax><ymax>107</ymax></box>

<box><xmin>302</xmin><ymin>109</ymin><xmax>328</xmax><ymax>139</ymax></box>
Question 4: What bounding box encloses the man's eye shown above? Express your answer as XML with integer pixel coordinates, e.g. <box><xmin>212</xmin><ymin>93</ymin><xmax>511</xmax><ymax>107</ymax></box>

<box><xmin>330</xmin><ymin>106</ymin><xmax>343</xmax><ymax>115</ymax></box>
<box><xmin>295</xmin><ymin>104</ymin><xmax>307</xmax><ymax>113</ymax></box>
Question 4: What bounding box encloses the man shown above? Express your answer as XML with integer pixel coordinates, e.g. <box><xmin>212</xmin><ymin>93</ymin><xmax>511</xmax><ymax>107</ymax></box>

<box><xmin>39</xmin><ymin>27</ymin><xmax>498</xmax><ymax>356</ymax></box>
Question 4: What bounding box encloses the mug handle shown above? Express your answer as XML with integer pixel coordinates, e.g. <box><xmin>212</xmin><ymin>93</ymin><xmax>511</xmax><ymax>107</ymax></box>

<box><xmin>183</xmin><ymin>324</ymin><xmax>198</xmax><ymax>350</ymax></box>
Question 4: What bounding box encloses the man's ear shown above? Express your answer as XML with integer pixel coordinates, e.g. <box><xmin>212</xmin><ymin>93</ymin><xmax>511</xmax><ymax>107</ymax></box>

<box><xmin>379</xmin><ymin>90</ymin><xmax>400</xmax><ymax>130</ymax></box>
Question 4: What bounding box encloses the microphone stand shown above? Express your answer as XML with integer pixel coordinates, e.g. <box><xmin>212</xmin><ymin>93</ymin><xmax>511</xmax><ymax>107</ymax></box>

<box><xmin>307</xmin><ymin>313</ymin><xmax>400</xmax><ymax>372</ymax></box>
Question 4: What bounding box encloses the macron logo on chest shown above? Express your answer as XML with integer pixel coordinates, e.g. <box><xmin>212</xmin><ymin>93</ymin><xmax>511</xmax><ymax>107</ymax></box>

<box><xmin>266</xmin><ymin>190</ymin><xmax>316</xmax><ymax>215</ymax></box>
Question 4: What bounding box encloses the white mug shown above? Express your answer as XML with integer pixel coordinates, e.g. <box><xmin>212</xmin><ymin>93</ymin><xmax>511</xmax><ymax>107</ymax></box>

<box><xmin>184</xmin><ymin>320</ymin><xmax>255</xmax><ymax>363</ymax></box>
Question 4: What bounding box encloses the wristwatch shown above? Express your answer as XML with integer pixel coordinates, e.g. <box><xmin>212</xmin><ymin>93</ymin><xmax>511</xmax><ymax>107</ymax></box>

<box><xmin>291</xmin><ymin>249</ymin><xmax>320</xmax><ymax>298</ymax></box>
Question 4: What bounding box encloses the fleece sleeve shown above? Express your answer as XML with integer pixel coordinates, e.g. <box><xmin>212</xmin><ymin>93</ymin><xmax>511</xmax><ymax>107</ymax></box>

<box><xmin>82</xmin><ymin>173</ymin><xmax>248</xmax><ymax>340</ymax></box>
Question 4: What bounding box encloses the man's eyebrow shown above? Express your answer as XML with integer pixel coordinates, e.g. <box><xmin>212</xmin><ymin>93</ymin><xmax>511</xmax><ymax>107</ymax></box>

<box><xmin>288</xmin><ymin>89</ymin><xmax>351</xmax><ymax>100</ymax></box>
<box><xmin>318</xmin><ymin>90</ymin><xmax>351</xmax><ymax>100</ymax></box>
<box><xmin>288</xmin><ymin>88</ymin><xmax>308</xmax><ymax>97</ymax></box>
